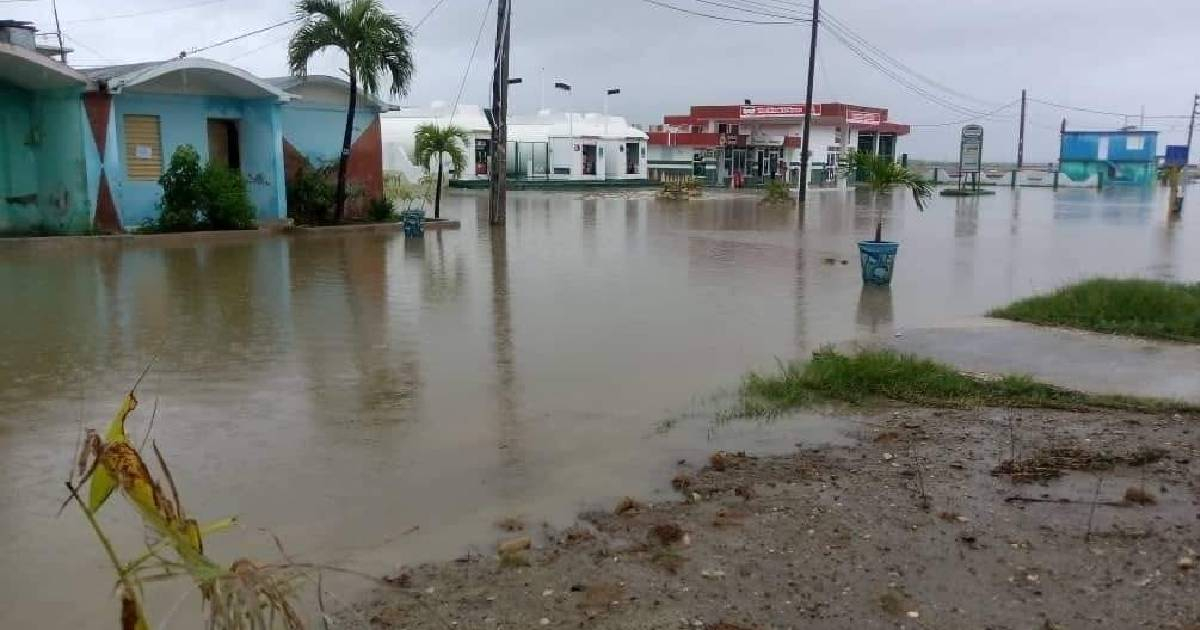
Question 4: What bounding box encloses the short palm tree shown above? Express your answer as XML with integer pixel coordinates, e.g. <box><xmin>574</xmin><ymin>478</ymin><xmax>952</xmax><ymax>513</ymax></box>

<box><xmin>850</xmin><ymin>150</ymin><xmax>933</xmax><ymax>242</ymax></box>
<box><xmin>413</xmin><ymin>123</ymin><xmax>469</xmax><ymax>220</ymax></box>
<box><xmin>289</xmin><ymin>0</ymin><xmax>414</xmax><ymax>223</ymax></box>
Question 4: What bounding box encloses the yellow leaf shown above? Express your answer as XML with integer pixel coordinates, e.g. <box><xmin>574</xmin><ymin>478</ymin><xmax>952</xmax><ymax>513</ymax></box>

<box><xmin>104</xmin><ymin>391</ymin><xmax>138</xmax><ymax>444</ymax></box>
<box><xmin>87</xmin><ymin>465</ymin><xmax>117</xmax><ymax>513</ymax></box>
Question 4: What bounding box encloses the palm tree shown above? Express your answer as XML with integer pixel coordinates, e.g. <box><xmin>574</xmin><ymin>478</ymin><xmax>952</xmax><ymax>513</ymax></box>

<box><xmin>412</xmin><ymin>124</ymin><xmax>469</xmax><ymax>220</ymax></box>
<box><xmin>849</xmin><ymin>151</ymin><xmax>933</xmax><ymax>242</ymax></box>
<box><xmin>289</xmin><ymin>0</ymin><xmax>413</xmax><ymax>223</ymax></box>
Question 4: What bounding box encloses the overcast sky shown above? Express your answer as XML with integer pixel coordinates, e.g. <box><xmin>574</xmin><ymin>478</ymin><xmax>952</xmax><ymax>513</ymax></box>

<box><xmin>10</xmin><ymin>0</ymin><xmax>1198</xmax><ymax>161</ymax></box>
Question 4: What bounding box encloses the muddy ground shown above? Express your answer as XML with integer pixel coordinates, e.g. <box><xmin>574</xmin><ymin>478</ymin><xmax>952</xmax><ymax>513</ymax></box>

<box><xmin>348</xmin><ymin>406</ymin><xmax>1199</xmax><ymax>629</ymax></box>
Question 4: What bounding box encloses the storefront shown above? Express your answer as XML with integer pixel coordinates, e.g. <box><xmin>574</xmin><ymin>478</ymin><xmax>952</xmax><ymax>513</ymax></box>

<box><xmin>646</xmin><ymin>102</ymin><xmax>910</xmax><ymax>187</ymax></box>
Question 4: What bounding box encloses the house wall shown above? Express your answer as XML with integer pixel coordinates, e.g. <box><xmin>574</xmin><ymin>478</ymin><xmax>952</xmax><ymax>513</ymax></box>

<box><xmin>280</xmin><ymin>102</ymin><xmax>382</xmax><ymax>218</ymax></box>
<box><xmin>0</xmin><ymin>82</ymin><xmax>91</xmax><ymax>234</ymax></box>
<box><xmin>108</xmin><ymin>92</ymin><xmax>286</xmax><ymax>226</ymax></box>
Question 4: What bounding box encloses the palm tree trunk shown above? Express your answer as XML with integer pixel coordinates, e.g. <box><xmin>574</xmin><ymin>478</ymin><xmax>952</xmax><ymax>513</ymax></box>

<box><xmin>873</xmin><ymin>190</ymin><xmax>883</xmax><ymax>242</ymax></box>
<box><xmin>334</xmin><ymin>68</ymin><xmax>357</xmax><ymax>224</ymax></box>
<box><xmin>434</xmin><ymin>153</ymin><xmax>444</xmax><ymax>220</ymax></box>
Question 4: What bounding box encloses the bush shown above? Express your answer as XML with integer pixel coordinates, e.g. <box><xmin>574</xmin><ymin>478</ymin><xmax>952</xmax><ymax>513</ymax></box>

<box><xmin>158</xmin><ymin>145</ymin><xmax>203</xmax><ymax>230</ymax></box>
<box><xmin>199</xmin><ymin>165</ymin><xmax>256</xmax><ymax>230</ymax></box>
<box><xmin>287</xmin><ymin>162</ymin><xmax>336</xmax><ymax>225</ymax></box>
<box><xmin>155</xmin><ymin>145</ymin><xmax>257</xmax><ymax>231</ymax></box>
<box><xmin>762</xmin><ymin>179</ymin><xmax>790</xmax><ymax>204</ymax></box>
<box><xmin>367</xmin><ymin>196</ymin><xmax>396</xmax><ymax>222</ymax></box>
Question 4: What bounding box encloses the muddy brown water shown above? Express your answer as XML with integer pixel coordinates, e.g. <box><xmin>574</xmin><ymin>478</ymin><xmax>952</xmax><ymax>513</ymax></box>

<box><xmin>1</xmin><ymin>186</ymin><xmax>1197</xmax><ymax>628</ymax></box>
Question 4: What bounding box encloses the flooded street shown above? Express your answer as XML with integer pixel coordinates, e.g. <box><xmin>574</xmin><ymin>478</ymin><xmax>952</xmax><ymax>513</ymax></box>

<box><xmin>1</xmin><ymin>186</ymin><xmax>1197</xmax><ymax>628</ymax></box>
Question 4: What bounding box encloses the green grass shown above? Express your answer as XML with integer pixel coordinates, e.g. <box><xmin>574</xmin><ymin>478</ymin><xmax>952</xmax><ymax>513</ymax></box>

<box><xmin>732</xmin><ymin>349</ymin><xmax>1195</xmax><ymax>418</ymax></box>
<box><xmin>989</xmin><ymin>278</ymin><xmax>1200</xmax><ymax>343</ymax></box>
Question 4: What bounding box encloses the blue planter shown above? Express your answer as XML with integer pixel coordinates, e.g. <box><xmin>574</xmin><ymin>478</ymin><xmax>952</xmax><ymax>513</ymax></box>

<box><xmin>858</xmin><ymin>240</ymin><xmax>900</xmax><ymax>285</ymax></box>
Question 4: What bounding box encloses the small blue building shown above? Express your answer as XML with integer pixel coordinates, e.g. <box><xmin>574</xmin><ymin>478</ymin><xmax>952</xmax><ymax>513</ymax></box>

<box><xmin>1059</xmin><ymin>128</ymin><xmax>1158</xmax><ymax>187</ymax></box>
<box><xmin>81</xmin><ymin>58</ymin><xmax>294</xmax><ymax>229</ymax></box>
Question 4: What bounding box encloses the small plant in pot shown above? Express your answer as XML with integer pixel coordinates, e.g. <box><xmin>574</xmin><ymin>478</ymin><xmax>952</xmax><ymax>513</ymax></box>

<box><xmin>848</xmin><ymin>150</ymin><xmax>933</xmax><ymax>285</ymax></box>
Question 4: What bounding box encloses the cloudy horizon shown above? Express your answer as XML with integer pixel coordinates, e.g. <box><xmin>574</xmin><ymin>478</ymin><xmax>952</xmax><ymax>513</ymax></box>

<box><xmin>7</xmin><ymin>0</ymin><xmax>1197</xmax><ymax>162</ymax></box>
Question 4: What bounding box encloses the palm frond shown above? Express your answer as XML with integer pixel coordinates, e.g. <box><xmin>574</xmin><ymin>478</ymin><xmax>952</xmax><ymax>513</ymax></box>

<box><xmin>412</xmin><ymin>124</ymin><xmax>469</xmax><ymax>175</ymax></box>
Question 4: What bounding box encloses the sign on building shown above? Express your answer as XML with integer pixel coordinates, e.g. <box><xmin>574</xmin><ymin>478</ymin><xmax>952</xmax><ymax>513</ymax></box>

<box><xmin>740</xmin><ymin>105</ymin><xmax>821</xmax><ymax>119</ymax></box>
<box><xmin>1164</xmin><ymin>145</ymin><xmax>1189</xmax><ymax>168</ymax></box>
<box><xmin>959</xmin><ymin>124</ymin><xmax>984</xmax><ymax>175</ymax></box>
<box><xmin>846</xmin><ymin>110</ymin><xmax>881</xmax><ymax>125</ymax></box>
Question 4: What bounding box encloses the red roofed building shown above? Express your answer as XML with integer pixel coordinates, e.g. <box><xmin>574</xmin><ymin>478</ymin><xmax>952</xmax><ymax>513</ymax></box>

<box><xmin>646</xmin><ymin>102</ymin><xmax>910</xmax><ymax>186</ymax></box>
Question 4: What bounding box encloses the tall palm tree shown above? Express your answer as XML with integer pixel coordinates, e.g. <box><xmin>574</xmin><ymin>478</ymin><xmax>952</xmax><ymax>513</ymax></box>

<box><xmin>289</xmin><ymin>0</ymin><xmax>413</xmax><ymax>223</ymax></box>
<box><xmin>412</xmin><ymin>123</ymin><xmax>468</xmax><ymax>220</ymax></box>
<box><xmin>849</xmin><ymin>151</ymin><xmax>933</xmax><ymax>242</ymax></box>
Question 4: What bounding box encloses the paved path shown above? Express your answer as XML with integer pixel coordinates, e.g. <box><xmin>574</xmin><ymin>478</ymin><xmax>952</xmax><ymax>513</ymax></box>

<box><xmin>868</xmin><ymin>318</ymin><xmax>1200</xmax><ymax>404</ymax></box>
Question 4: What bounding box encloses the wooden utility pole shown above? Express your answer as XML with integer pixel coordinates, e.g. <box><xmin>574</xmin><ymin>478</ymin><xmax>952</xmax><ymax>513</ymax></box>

<box><xmin>1016</xmin><ymin>88</ymin><xmax>1027</xmax><ymax>170</ymax></box>
<box><xmin>1186</xmin><ymin>94</ymin><xmax>1198</xmax><ymax>160</ymax></box>
<box><xmin>489</xmin><ymin>0</ymin><xmax>511</xmax><ymax>225</ymax></box>
<box><xmin>796</xmin><ymin>0</ymin><xmax>820</xmax><ymax>208</ymax></box>
<box><xmin>1177</xmin><ymin>94</ymin><xmax>1199</xmax><ymax>214</ymax></box>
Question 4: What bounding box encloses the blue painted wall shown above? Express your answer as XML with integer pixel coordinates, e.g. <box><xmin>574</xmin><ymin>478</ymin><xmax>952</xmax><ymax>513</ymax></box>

<box><xmin>281</xmin><ymin>103</ymin><xmax>376</xmax><ymax>164</ymax></box>
<box><xmin>1060</xmin><ymin>131</ymin><xmax>1158</xmax><ymax>162</ymax></box>
<box><xmin>0</xmin><ymin>82</ymin><xmax>91</xmax><ymax>234</ymax></box>
<box><xmin>1059</xmin><ymin>131</ymin><xmax>1158</xmax><ymax>186</ymax></box>
<box><xmin>109</xmin><ymin>93</ymin><xmax>286</xmax><ymax>226</ymax></box>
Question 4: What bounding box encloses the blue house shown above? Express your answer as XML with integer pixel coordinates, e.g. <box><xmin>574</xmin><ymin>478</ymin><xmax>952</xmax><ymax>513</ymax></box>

<box><xmin>81</xmin><ymin>57</ymin><xmax>294</xmax><ymax>229</ymax></box>
<box><xmin>1059</xmin><ymin>128</ymin><xmax>1158</xmax><ymax>187</ymax></box>
<box><xmin>0</xmin><ymin>24</ymin><xmax>93</xmax><ymax>234</ymax></box>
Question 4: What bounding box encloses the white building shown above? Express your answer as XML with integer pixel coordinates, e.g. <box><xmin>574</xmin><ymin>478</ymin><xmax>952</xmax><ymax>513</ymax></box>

<box><xmin>381</xmin><ymin>103</ymin><xmax>648</xmax><ymax>183</ymax></box>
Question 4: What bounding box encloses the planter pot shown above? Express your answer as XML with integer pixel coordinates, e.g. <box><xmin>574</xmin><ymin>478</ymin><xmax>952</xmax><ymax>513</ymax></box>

<box><xmin>858</xmin><ymin>240</ymin><xmax>900</xmax><ymax>285</ymax></box>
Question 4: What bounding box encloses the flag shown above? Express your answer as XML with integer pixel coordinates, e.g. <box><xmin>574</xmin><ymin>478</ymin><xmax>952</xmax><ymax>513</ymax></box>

<box><xmin>554</xmin><ymin>81</ymin><xmax>571</xmax><ymax>92</ymax></box>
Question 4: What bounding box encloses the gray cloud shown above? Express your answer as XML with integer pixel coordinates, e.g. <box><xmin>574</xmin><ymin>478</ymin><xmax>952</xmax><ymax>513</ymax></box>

<box><xmin>11</xmin><ymin>0</ymin><xmax>1197</xmax><ymax>162</ymax></box>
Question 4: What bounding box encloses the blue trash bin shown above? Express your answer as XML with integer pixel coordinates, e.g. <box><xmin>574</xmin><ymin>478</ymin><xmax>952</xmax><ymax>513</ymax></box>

<box><xmin>857</xmin><ymin>240</ymin><xmax>900</xmax><ymax>285</ymax></box>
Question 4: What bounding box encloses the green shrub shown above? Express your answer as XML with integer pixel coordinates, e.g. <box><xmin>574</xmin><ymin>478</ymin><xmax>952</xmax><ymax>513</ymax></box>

<box><xmin>367</xmin><ymin>196</ymin><xmax>396</xmax><ymax>222</ymax></box>
<box><xmin>287</xmin><ymin>162</ymin><xmax>336</xmax><ymax>225</ymax></box>
<box><xmin>761</xmin><ymin>179</ymin><xmax>790</xmax><ymax>204</ymax></box>
<box><xmin>199</xmin><ymin>165</ymin><xmax>256</xmax><ymax>230</ymax></box>
<box><xmin>157</xmin><ymin>145</ymin><xmax>203</xmax><ymax>230</ymax></box>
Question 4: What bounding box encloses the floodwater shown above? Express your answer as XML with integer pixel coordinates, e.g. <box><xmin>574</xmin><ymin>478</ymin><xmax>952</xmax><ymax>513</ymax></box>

<box><xmin>1</xmin><ymin>185</ymin><xmax>1197</xmax><ymax>628</ymax></box>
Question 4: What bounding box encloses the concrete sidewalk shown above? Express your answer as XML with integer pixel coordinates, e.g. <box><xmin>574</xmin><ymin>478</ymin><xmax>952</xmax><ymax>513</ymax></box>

<box><xmin>868</xmin><ymin>318</ymin><xmax>1200</xmax><ymax>404</ymax></box>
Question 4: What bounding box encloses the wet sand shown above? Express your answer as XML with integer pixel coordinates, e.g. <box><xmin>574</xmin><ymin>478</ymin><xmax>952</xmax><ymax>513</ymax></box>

<box><xmin>354</xmin><ymin>404</ymin><xmax>1200</xmax><ymax>629</ymax></box>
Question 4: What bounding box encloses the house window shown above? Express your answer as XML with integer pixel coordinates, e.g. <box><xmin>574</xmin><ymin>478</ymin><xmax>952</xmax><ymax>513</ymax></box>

<box><xmin>123</xmin><ymin>114</ymin><xmax>163</xmax><ymax>181</ymax></box>
<box><xmin>1126</xmin><ymin>136</ymin><xmax>1144</xmax><ymax>151</ymax></box>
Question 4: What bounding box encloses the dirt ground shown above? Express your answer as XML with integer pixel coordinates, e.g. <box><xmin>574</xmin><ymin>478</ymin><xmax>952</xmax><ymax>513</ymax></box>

<box><xmin>348</xmin><ymin>406</ymin><xmax>1200</xmax><ymax>629</ymax></box>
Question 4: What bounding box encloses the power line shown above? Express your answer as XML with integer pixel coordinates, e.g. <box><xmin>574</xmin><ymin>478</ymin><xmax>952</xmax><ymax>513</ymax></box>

<box><xmin>685</xmin><ymin>0</ymin><xmax>810</xmax><ymax>21</ymax></box>
<box><xmin>821</xmin><ymin>24</ymin><xmax>992</xmax><ymax>119</ymax></box>
<box><xmin>186</xmin><ymin>17</ymin><xmax>301</xmax><ymax>56</ymax></box>
<box><xmin>447</xmin><ymin>0</ymin><xmax>495</xmax><ymax>125</ymax></box>
<box><xmin>638</xmin><ymin>0</ymin><xmax>800</xmax><ymax>24</ymax></box>
<box><xmin>64</xmin><ymin>0</ymin><xmax>225</xmax><ymax>24</ymax></box>
<box><xmin>909</xmin><ymin>99</ymin><xmax>1019</xmax><ymax>128</ymax></box>
<box><xmin>414</xmin><ymin>0</ymin><xmax>451</xmax><ymax>31</ymax></box>
<box><xmin>1029</xmin><ymin>97</ymin><xmax>1190</xmax><ymax>120</ymax></box>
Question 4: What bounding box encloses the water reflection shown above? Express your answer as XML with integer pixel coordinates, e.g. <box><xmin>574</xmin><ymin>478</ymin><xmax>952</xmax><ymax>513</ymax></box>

<box><xmin>856</xmin><ymin>285</ymin><xmax>894</xmax><ymax>336</ymax></box>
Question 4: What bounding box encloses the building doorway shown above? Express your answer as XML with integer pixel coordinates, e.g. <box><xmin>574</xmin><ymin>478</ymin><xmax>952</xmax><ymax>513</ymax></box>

<box><xmin>625</xmin><ymin>142</ymin><xmax>640</xmax><ymax>175</ymax></box>
<box><xmin>206</xmin><ymin>119</ymin><xmax>240</xmax><ymax>170</ymax></box>
<box><xmin>474</xmin><ymin>139</ymin><xmax>490</xmax><ymax>176</ymax></box>
<box><xmin>582</xmin><ymin>144</ymin><xmax>598</xmax><ymax>176</ymax></box>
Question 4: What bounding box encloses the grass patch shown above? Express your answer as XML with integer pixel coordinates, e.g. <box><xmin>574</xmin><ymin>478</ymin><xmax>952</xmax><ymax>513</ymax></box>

<box><xmin>731</xmin><ymin>349</ymin><xmax>1195</xmax><ymax>417</ymax></box>
<box><xmin>989</xmin><ymin>278</ymin><xmax>1200</xmax><ymax>343</ymax></box>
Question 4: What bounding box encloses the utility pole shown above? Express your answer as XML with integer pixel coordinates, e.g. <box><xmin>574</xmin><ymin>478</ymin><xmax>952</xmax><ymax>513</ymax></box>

<box><xmin>1178</xmin><ymin>94</ymin><xmax>1199</xmax><ymax>214</ymax></box>
<box><xmin>1186</xmin><ymin>94</ymin><xmax>1198</xmax><ymax>161</ymax></box>
<box><xmin>796</xmin><ymin>0</ymin><xmax>820</xmax><ymax>208</ymax></box>
<box><xmin>50</xmin><ymin>0</ymin><xmax>67</xmax><ymax>63</ymax></box>
<box><xmin>488</xmin><ymin>0</ymin><xmax>511</xmax><ymax>225</ymax></box>
<box><xmin>1016</xmin><ymin>88</ymin><xmax>1027</xmax><ymax>170</ymax></box>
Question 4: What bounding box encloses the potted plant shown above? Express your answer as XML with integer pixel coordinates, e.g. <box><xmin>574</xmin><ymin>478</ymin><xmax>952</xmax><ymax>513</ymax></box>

<box><xmin>848</xmin><ymin>151</ymin><xmax>933</xmax><ymax>285</ymax></box>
